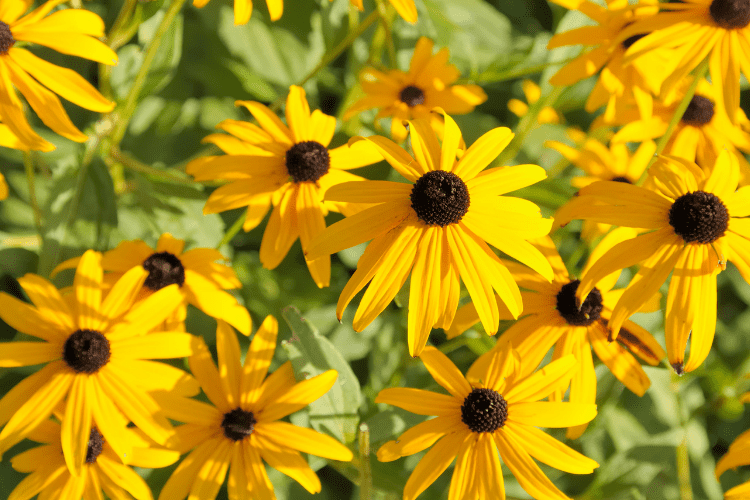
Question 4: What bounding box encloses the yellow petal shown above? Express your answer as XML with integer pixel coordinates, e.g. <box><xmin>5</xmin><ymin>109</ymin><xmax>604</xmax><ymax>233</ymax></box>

<box><xmin>258</xmin><ymin>421</ymin><xmax>353</xmax><ymax>461</ymax></box>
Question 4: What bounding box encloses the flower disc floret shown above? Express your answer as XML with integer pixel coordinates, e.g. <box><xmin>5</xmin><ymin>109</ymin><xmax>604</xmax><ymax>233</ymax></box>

<box><xmin>0</xmin><ymin>21</ymin><xmax>14</xmax><ymax>54</ymax></box>
<box><xmin>63</xmin><ymin>329</ymin><xmax>111</xmax><ymax>374</ymax></box>
<box><xmin>85</xmin><ymin>428</ymin><xmax>104</xmax><ymax>464</ymax></box>
<box><xmin>710</xmin><ymin>0</ymin><xmax>750</xmax><ymax>29</ymax></box>
<box><xmin>221</xmin><ymin>407</ymin><xmax>257</xmax><ymax>441</ymax></box>
<box><xmin>399</xmin><ymin>85</ymin><xmax>426</xmax><ymax>107</ymax></box>
<box><xmin>668</xmin><ymin>191</ymin><xmax>729</xmax><ymax>243</ymax></box>
<box><xmin>143</xmin><ymin>251</ymin><xmax>185</xmax><ymax>290</ymax></box>
<box><xmin>410</xmin><ymin>170</ymin><xmax>470</xmax><ymax>226</ymax></box>
<box><xmin>681</xmin><ymin>95</ymin><xmax>715</xmax><ymax>127</ymax></box>
<box><xmin>285</xmin><ymin>141</ymin><xmax>331</xmax><ymax>183</ymax></box>
<box><xmin>461</xmin><ymin>387</ymin><xmax>508</xmax><ymax>433</ymax></box>
<box><xmin>556</xmin><ymin>280</ymin><xmax>603</xmax><ymax>326</ymax></box>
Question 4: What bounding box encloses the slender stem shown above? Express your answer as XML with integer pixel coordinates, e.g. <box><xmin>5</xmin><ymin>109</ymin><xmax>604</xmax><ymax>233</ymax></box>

<box><xmin>457</xmin><ymin>55</ymin><xmax>581</xmax><ymax>85</ymax></box>
<box><xmin>23</xmin><ymin>151</ymin><xmax>42</xmax><ymax>237</ymax></box>
<box><xmin>216</xmin><ymin>211</ymin><xmax>247</xmax><ymax>249</ymax></box>
<box><xmin>358</xmin><ymin>423</ymin><xmax>372</xmax><ymax>500</ymax></box>
<box><xmin>110</xmin><ymin>0</ymin><xmax>188</xmax><ymax>147</ymax></box>
<box><xmin>109</xmin><ymin>147</ymin><xmax>195</xmax><ymax>184</ymax></box>
<box><xmin>672</xmin><ymin>371</ymin><xmax>694</xmax><ymax>500</ymax></box>
<box><xmin>269</xmin><ymin>10</ymin><xmax>379</xmax><ymax>112</ymax></box>
<box><xmin>636</xmin><ymin>56</ymin><xmax>710</xmax><ymax>185</ymax></box>
<box><xmin>374</xmin><ymin>0</ymin><xmax>396</xmax><ymax>67</ymax></box>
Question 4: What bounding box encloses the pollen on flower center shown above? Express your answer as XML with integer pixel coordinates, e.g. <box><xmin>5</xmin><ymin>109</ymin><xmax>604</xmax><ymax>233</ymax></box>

<box><xmin>668</xmin><ymin>190</ymin><xmax>729</xmax><ymax>243</ymax></box>
<box><xmin>410</xmin><ymin>170</ymin><xmax>470</xmax><ymax>226</ymax></box>
<box><xmin>222</xmin><ymin>408</ymin><xmax>257</xmax><ymax>441</ymax></box>
<box><xmin>142</xmin><ymin>252</ymin><xmax>185</xmax><ymax>290</ymax></box>
<box><xmin>681</xmin><ymin>95</ymin><xmax>715</xmax><ymax>127</ymax></box>
<box><xmin>709</xmin><ymin>0</ymin><xmax>750</xmax><ymax>29</ymax></box>
<box><xmin>556</xmin><ymin>280</ymin><xmax>604</xmax><ymax>327</ymax></box>
<box><xmin>0</xmin><ymin>21</ymin><xmax>14</xmax><ymax>55</ymax></box>
<box><xmin>399</xmin><ymin>85</ymin><xmax>425</xmax><ymax>107</ymax></box>
<box><xmin>86</xmin><ymin>428</ymin><xmax>104</xmax><ymax>464</ymax></box>
<box><xmin>622</xmin><ymin>33</ymin><xmax>647</xmax><ymax>49</ymax></box>
<box><xmin>63</xmin><ymin>329</ymin><xmax>111</xmax><ymax>374</ymax></box>
<box><xmin>285</xmin><ymin>141</ymin><xmax>330</xmax><ymax>183</ymax></box>
<box><xmin>461</xmin><ymin>388</ymin><xmax>508</xmax><ymax>433</ymax></box>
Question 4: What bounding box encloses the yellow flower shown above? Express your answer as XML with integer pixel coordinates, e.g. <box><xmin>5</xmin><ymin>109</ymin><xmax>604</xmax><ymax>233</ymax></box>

<box><xmin>0</xmin><ymin>0</ymin><xmax>116</xmax><ymax>150</ymax></box>
<box><xmin>307</xmin><ymin>111</ymin><xmax>553</xmax><ymax>357</ymax></box>
<box><xmin>156</xmin><ymin>318</ymin><xmax>353</xmax><ymax>500</ymax></box>
<box><xmin>547</xmin><ymin>137</ymin><xmax>656</xmax><ymax>241</ymax></box>
<box><xmin>9</xmin><ymin>415</ymin><xmax>179</xmax><ymax>500</ymax></box>
<box><xmin>347</xmin><ymin>0</ymin><xmax>417</xmax><ymax>23</ymax></box>
<box><xmin>187</xmin><ymin>86</ymin><xmax>382</xmax><ymax>288</ymax></box>
<box><xmin>344</xmin><ymin>37</ymin><xmax>487</xmax><ymax>142</ymax></box>
<box><xmin>556</xmin><ymin>151</ymin><xmax>750</xmax><ymax>373</ymax></box>
<box><xmin>0</xmin><ymin>250</ymin><xmax>199</xmax><ymax>474</ymax></box>
<box><xmin>448</xmin><ymin>234</ymin><xmax>665</xmax><ymax>439</ymax></box>
<box><xmin>192</xmin><ymin>0</ymin><xmax>283</xmax><ymax>24</ymax></box>
<box><xmin>507</xmin><ymin>79</ymin><xmax>561</xmax><ymax>124</ymax></box>
<box><xmin>716</xmin><ymin>396</ymin><xmax>750</xmax><ymax>499</ymax></box>
<box><xmin>52</xmin><ymin>233</ymin><xmax>252</xmax><ymax>335</ymax></box>
<box><xmin>376</xmin><ymin>346</ymin><xmax>598</xmax><ymax>500</ymax></box>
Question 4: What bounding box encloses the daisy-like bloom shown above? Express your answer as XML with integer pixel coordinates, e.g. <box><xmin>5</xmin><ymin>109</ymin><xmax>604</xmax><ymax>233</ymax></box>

<box><xmin>52</xmin><ymin>233</ymin><xmax>252</xmax><ymax>335</ymax></box>
<box><xmin>8</xmin><ymin>415</ymin><xmax>179</xmax><ymax>500</ymax></box>
<box><xmin>547</xmin><ymin>137</ymin><xmax>656</xmax><ymax>241</ymax></box>
<box><xmin>507</xmin><ymin>79</ymin><xmax>561</xmax><ymax>125</ymax></box>
<box><xmin>307</xmin><ymin>111</ymin><xmax>554</xmax><ymax>357</ymax></box>
<box><xmin>192</xmin><ymin>0</ymin><xmax>282</xmax><ymax>25</ymax></box>
<box><xmin>621</xmin><ymin>0</ymin><xmax>750</xmax><ymax>121</ymax></box>
<box><xmin>156</xmin><ymin>318</ymin><xmax>353</xmax><ymax>500</ymax></box>
<box><xmin>187</xmin><ymin>86</ymin><xmax>382</xmax><ymax>288</ymax></box>
<box><xmin>556</xmin><ymin>151</ymin><xmax>750</xmax><ymax>373</ymax></box>
<box><xmin>0</xmin><ymin>250</ymin><xmax>200</xmax><ymax>475</ymax></box>
<box><xmin>345</xmin><ymin>0</ymin><xmax>417</xmax><ymax>23</ymax></box>
<box><xmin>0</xmin><ymin>0</ymin><xmax>116</xmax><ymax>150</ymax></box>
<box><xmin>376</xmin><ymin>346</ymin><xmax>598</xmax><ymax>499</ymax></box>
<box><xmin>343</xmin><ymin>37</ymin><xmax>487</xmax><ymax>142</ymax></box>
<box><xmin>610</xmin><ymin>78</ymin><xmax>750</xmax><ymax>184</ymax></box>
<box><xmin>446</xmin><ymin>234</ymin><xmax>665</xmax><ymax>439</ymax></box>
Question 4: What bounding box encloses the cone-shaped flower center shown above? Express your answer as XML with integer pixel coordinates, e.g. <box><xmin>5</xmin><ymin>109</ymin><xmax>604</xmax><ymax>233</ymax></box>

<box><xmin>710</xmin><ymin>0</ymin><xmax>750</xmax><ymax>29</ymax></box>
<box><xmin>142</xmin><ymin>252</ymin><xmax>185</xmax><ymax>290</ymax></box>
<box><xmin>86</xmin><ymin>427</ymin><xmax>104</xmax><ymax>464</ymax></box>
<box><xmin>285</xmin><ymin>141</ymin><xmax>330</xmax><ymax>183</ymax></box>
<box><xmin>410</xmin><ymin>170</ymin><xmax>470</xmax><ymax>226</ymax></box>
<box><xmin>400</xmin><ymin>85</ymin><xmax>425</xmax><ymax>107</ymax></box>
<box><xmin>63</xmin><ymin>329</ymin><xmax>111</xmax><ymax>374</ymax></box>
<box><xmin>556</xmin><ymin>280</ymin><xmax>604</xmax><ymax>327</ymax></box>
<box><xmin>681</xmin><ymin>95</ymin><xmax>715</xmax><ymax>127</ymax></box>
<box><xmin>622</xmin><ymin>33</ymin><xmax>646</xmax><ymax>49</ymax></box>
<box><xmin>0</xmin><ymin>22</ymin><xmax>14</xmax><ymax>55</ymax></box>
<box><xmin>669</xmin><ymin>190</ymin><xmax>729</xmax><ymax>243</ymax></box>
<box><xmin>461</xmin><ymin>388</ymin><xmax>508</xmax><ymax>433</ymax></box>
<box><xmin>611</xmin><ymin>176</ymin><xmax>632</xmax><ymax>184</ymax></box>
<box><xmin>222</xmin><ymin>408</ymin><xmax>257</xmax><ymax>441</ymax></box>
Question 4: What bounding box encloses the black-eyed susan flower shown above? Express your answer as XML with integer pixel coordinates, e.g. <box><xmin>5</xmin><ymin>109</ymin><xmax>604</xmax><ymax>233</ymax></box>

<box><xmin>547</xmin><ymin>137</ymin><xmax>656</xmax><ymax>241</ymax></box>
<box><xmin>156</xmin><ymin>318</ymin><xmax>353</xmax><ymax>500</ymax></box>
<box><xmin>448</xmin><ymin>234</ymin><xmax>665</xmax><ymax>439</ymax></box>
<box><xmin>193</xmin><ymin>0</ymin><xmax>282</xmax><ymax>24</ymax></box>
<box><xmin>344</xmin><ymin>37</ymin><xmax>487</xmax><ymax>142</ymax></box>
<box><xmin>52</xmin><ymin>233</ymin><xmax>252</xmax><ymax>335</ymax></box>
<box><xmin>8</xmin><ymin>414</ymin><xmax>179</xmax><ymax>500</ymax></box>
<box><xmin>0</xmin><ymin>0</ymin><xmax>116</xmax><ymax>150</ymax></box>
<box><xmin>0</xmin><ymin>250</ymin><xmax>199</xmax><ymax>475</ymax></box>
<box><xmin>187</xmin><ymin>85</ymin><xmax>382</xmax><ymax>288</ymax></box>
<box><xmin>307</xmin><ymin>111</ymin><xmax>553</xmax><ymax>357</ymax></box>
<box><xmin>376</xmin><ymin>346</ymin><xmax>598</xmax><ymax>499</ymax></box>
<box><xmin>507</xmin><ymin>79</ymin><xmax>561</xmax><ymax>124</ymax></box>
<box><xmin>556</xmin><ymin>151</ymin><xmax>750</xmax><ymax>373</ymax></box>
<box><xmin>621</xmin><ymin>0</ymin><xmax>750</xmax><ymax>121</ymax></box>
<box><xmin>346</xmin><ymin>0</ymin><xmax>417</xmax><ymax>23</ymax></box>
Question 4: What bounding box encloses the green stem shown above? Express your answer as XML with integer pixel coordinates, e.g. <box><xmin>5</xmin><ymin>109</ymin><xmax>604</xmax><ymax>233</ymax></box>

<box><xmin>216</xmin><ymin>211</ymin><xmax>247</xmax><ymax>249</ymax></box>
<box><xmin>637</xmin><ymin>56</ymin><xmax>710</xmax><ymax>185</ymax></box>
<box><xmin>374</xmin><ymin>0</ymin><xmax>396</xmax><ymax>67</ymax></box>
<box><xmin>269</xmin><ymin>9</ymin><xmax>379</xmax><ymax>112</ymax></box>
<box><xmin>110</xmin><ymin>0</ymin><xmax>188</xmax><ymax>147</ymax></box>
<box><xmin>108</xmin><ymin>147</ymin><xmax>195</xmax><ymax>185</ymax></box>
<box><xmin>672</xmin><ymin>371</ymin><xmax>694</xmax><ymax>500</ymax></box>
<box><xmin>457</xmin><ymin>55</ymin><xmax>581</xmax><ymax>85</ymax></box>
<box><xmin>23</xmin><ymin>151</ymin><xmax>42</xmax><ymax>237</ymax></box>
<box><xmin>358</xmin><ymin>423</ymin><xmax>372</xmax><ymax>500</ymax></box>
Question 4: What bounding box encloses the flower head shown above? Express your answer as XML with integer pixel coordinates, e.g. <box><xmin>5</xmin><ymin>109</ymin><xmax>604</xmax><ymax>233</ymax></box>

<box><xmin>376</xmin><ymin>346</ymin><xmax>598</xmax><ymax>499</ymax></box>
<box><xmin>344</xmin><ymin>37</ymin><xmax>487</xmax><ymax>142</ymax></box>
<box><xmin>187</xmin><ymin>85</ymin><xmax>382</xmax><ymax>288</ymax></box>
<box><xmin>307</xmin><ymin>111</ymin><xmax>553</xmax><ymax>357</ymax></box>
<box><xmin>156</xmin><ymin>317</ymin><xmax>353</xmax><ymax>500</ymax></box>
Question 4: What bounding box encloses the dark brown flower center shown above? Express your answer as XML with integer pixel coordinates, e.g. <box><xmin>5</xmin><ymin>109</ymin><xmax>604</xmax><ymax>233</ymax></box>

<box><xmin>461</xmin><ymin>388</ymin><xmax>508</xmax><ymax>433</ymax></box>
<box><xmin>611</xmin><ymin>176</ymin><xmax>632</xmax><ymax>184</ymax></box>
<box><xmin>681</xmin><ymin>95</ymin><xmax>715</xmax><ymax>127</ymax></box>
<box><xmin>410</xmin><ymin>170</ymin><xmax>470</xmax><ymax>226</ymax></box>
<box><xmin>0</xmin><ymin>22</ymin><xmax>14</xmax><ymax>55</ymax></box>
<box><xmin>399</xmin><ymin>85</ymin><xmax>425</xmax><ymax>107</ymax></box>
<box><xmin>710</xmin><ymin>0</ymin><xmax>750</xmax><ymax>29</ymax></box>
<box><xmin>143</xmin><ymin>252</ymin><xmax>185</xmax><ymax>290</ymax></box>
<box><xmin>622</xmin><ymin>33</ymin><xmax>647</xmax><ymax>49</ymax></box>
<box><xmin>556</xmin><ymin>280</ymin><xmax>603</xmax><ymax>327</ymax></box>
<box><xmin>285</xmin><ymin>141</ymin><xmax>330</xmax><ymax>183</ymax></box>
<box><xmin>86</xmin><ymin>428</ymin><xmax>104</xmax><ymax>464</ymax></box>
<box><xmin>63</xmin><ymin>329</ymin><xmax>111</xmax><ymax>374</ymax></box>
<box><xmin>668</xmin><ymin>190</ymin><xmax>729</xmax><ymax>243</ymax></box>
<box><xmin>221</xmin><ymin>408</ymin><xmax>257</xmax><ymax>441</ymax></box>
